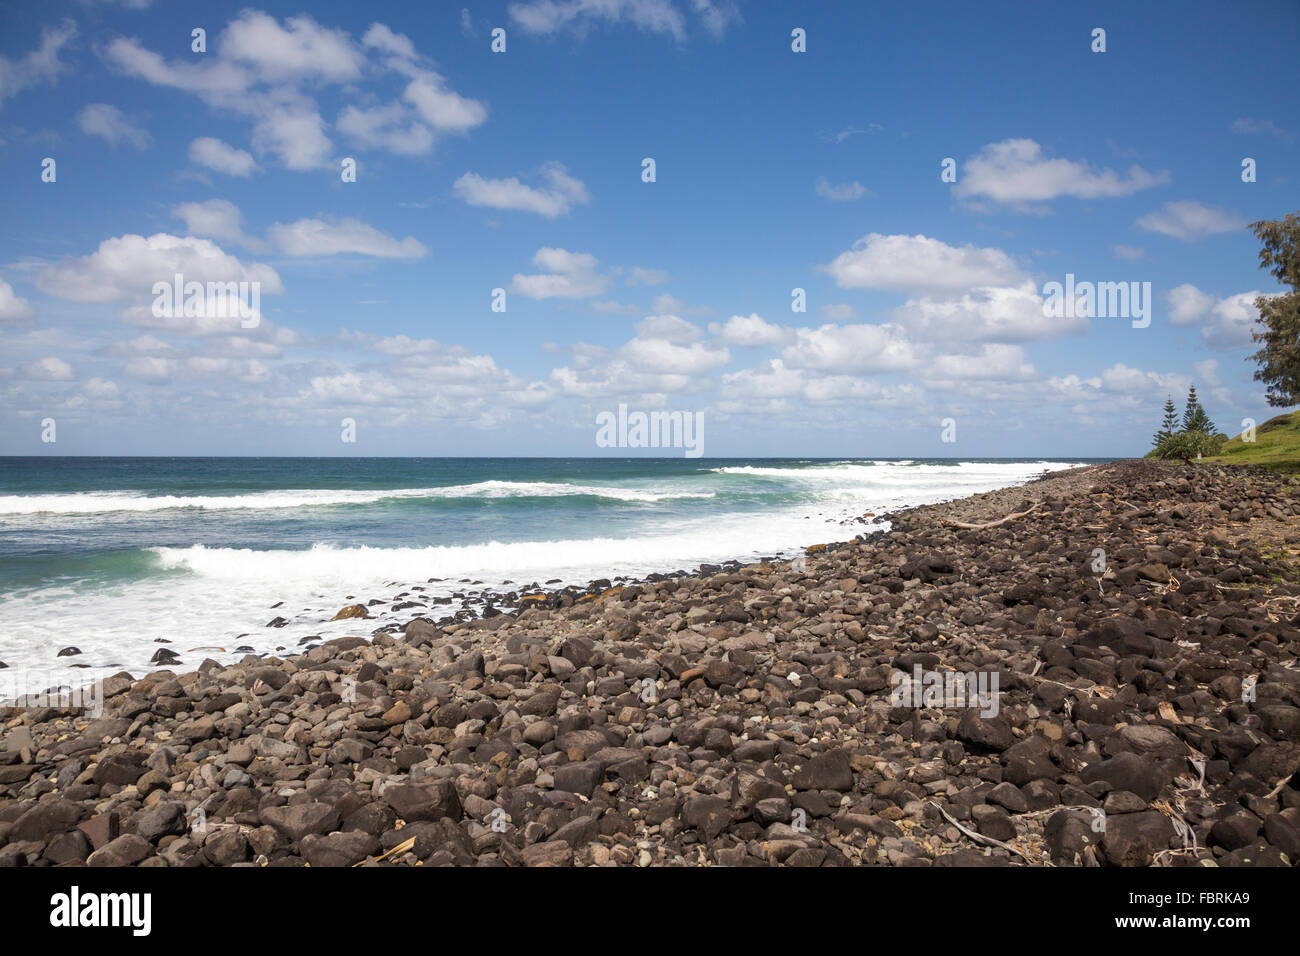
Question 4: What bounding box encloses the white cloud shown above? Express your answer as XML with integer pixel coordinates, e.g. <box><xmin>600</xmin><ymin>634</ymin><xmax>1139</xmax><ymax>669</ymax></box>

<box><xmin>23</xmin><ymin>357</ymin><xmax>74</xmax><ymax>381</ymax></box>
<box><xmin>814</xmin><ymin>177</ymin><xmax>869</xmax><ymax>201</ymax></box>
<box><xmin>621</xmin><ymin>336</ymin><xmax>728</xmax><ymax>375</ymax></box>
<box><xmin>721</xmin><ymin>359</ymin><xmax>913</xmax><ymax>407</ymax></box>
<box><xmin>0</xmin><ymin>19</ymin><xmax>76</xmax><ymax>108</ymax></box>
<box><xmin>108</xmin><ymin>335</ymin><xmax>179</xmax><ymax>356</ymax></box>
<box><xmin>635</xmin><ymin>314</ymin><xmax>702</xmax><ymax>343</ymax></box>
<box><xmin>403</xmin><ymin>76</ymin><xmax>487</xmax><ymax>132</ymax></box>
<box><xmin>82</xmin><ymin>377</ymin><xmax>121</xmax><ymax>400</ymax></box>
<box><xmin>36</xmin><ymin>233</ymin><xmax>283</xmax><ymax>304</ymax></box>
<box><xmin>1048</xmin><ymin>363</ymin><xmax>1192</xmax><ymax>403</ymax></box>
<box><xmin>336</xmin><ymin>103</ymin><xmax>433</xmax><ymax>155</ymax></box>
<box><xmin>173</xmin><ymin>199</ymin><xmax>260</xmax><ymax>249</ymax></box>
<box><xmin>649</xmin><ymin>293</ymin><xmax>711</xmax><ymax>316</ymax></box>
<box><xmin>782</xmin><ymin>323</ymin><xmax>921</xmax><ymax>374</ymax></box>
<box><xmin>708</xmin><ymin>313</ymin><xmax>790</xmax><ymax>347</ymax></box>
<box><xmin>76</xmin><ymin>103</ymin><xmax>152</xmax><ymax>149</ymax></box>
<box><xmin>824</xmin><ymin>233</ymin><xmax>1024</xmax><ymax>295</ymax></box>
<box><xmin>188</xmin><ymin>137</ymin><xmax>259</xmax><ymax>176</ymax></box>
<box><xmin>1166</xmin><ymin>285</ymin><xmax>1261</xmax><ymax>350</ymax></box>
<box><xmin>248</xmin><ymin>97</ymin><xmax>332</xmax><ymax>170</ymax></box>
<box><xmin>124</xmin><ymin>356</ymin><xmax>272</xmax><ymax>385</ymax></box>
<box><xmin>0</xmin><ymin>280</ymin><xmax>35</xmax><ymax>323</ymax></box>
<box><xmin>1167</xmin><ymin>284</ymin><xmax>1218</xmax><ymax>326</ymax></box>
<box><xmin>221</xmin><ymin>11</ymin><xmax>364</xmax><ymax>83</ymax></box>
<box><xmin>820</xmin><ymin>303</ymin><xmax>856</xmax><ymax>322</ymax></box>
<box><xmin>893</xmin><ymin>280</ymin><xmax>1085</xmax><ymax>342</ymax></box>
<box><xmin>954</xmin><ymin>139</ymin><xmax>1168</xmax><ymax>206</ymax></box>
<box><xmin>927</xmin><ymin>344</ymin><xmax>1036</xmax><ymax>381</ymax></box>
<box><xmin>625</xmin><ymin>266</ymin><xmax>669</xmax><ymax>287</ymax></box>
<box><xmin>453</xmin><ymin>163</ymin><xmax>589</xmax><ymax>218</ymax></box>
<box><xmin>1231</xmin><ymin>118</ymin><xmax>1295</xmax><ymax>143</ymax></box>
<box><xmin>1193</xmin><ymin>359</ymin><xmax>1221</xmax><ymax>387</ymax></box>
<box><xmin>103</xmin><ymin>13</ymin><xmax>483</xmax><ymax>170</ymax></box>
<box><xmin>510</xmin><ymin>247</ymin><xmax>611</xmax><ymax>299</ymax></box>
<box><xmin>1136</xmin><ymin>201</ymin><xmax>1247</xmax><ymax>241</ymax></box>
<box><xmin>508</xmin><ymin>0</ymin><xmax>739</xmax><ymax>41</ymax></box>
<box><xmin>267</xmin><ymin>217</ymin><xmax>428</xmax><ymax>259</ymax></box>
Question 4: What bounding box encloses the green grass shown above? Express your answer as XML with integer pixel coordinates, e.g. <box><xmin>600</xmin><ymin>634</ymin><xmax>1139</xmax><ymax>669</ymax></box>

<box><xmin>1204</xmin><ymin>411</ymin><xmax>1300</xmax><ymax>473</ymax></box>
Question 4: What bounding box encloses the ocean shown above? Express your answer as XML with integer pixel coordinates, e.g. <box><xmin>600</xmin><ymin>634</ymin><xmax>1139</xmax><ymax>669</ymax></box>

<box><xmin>0</xmin><ymin>456</ymin><xmax>1102</xmax><ymax>686</ymax></box>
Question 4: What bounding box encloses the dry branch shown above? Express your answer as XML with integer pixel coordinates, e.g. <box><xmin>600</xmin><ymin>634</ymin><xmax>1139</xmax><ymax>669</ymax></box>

<box><xmin>945</xmin><ymin>502</ymin><xmax>1040</xmax><ymax>530</ymax></box>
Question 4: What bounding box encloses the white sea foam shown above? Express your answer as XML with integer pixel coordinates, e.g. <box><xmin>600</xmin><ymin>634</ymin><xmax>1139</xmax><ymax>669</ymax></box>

<box><xmin>0</xmin><ymin>482</ymin><xmax>715</xmax><ymax>515</ymax></box>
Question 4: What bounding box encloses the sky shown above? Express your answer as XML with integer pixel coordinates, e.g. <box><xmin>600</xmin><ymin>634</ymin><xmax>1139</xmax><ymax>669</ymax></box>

<box><xmin>0</xmin><ymin>0</ymin><xmax>1297</xmax><ymax>458</ymax></box>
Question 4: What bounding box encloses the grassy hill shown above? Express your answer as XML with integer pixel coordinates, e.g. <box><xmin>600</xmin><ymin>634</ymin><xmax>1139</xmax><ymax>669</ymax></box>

<box><xmin>1205</xmin><ymin>411</ymin><xmax>1300</xmax><ymax>472</ymax></box>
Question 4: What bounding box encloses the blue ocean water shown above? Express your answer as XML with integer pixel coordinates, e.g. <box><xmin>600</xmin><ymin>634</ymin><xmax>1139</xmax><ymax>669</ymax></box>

<box><xmin>0</xmin><ymin>456</ymin><xmax>1103</xmax><ymax>680</ymax></box>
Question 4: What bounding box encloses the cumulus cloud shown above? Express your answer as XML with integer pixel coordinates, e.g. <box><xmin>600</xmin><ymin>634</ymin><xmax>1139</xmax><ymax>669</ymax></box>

<box><xmin>173</xmin><ymin>199</ymin><xmax>260</xmax><ymax>249</ymax></box>
<box><xmin>453</xmin><ymin>163</ymin><xmax>590</xmax><ymax>218</ymax></box>
<box><xmin>721</xmin><ymin>359</ymin><xmax>913</xmax><ymax>407</ymax></box>
<box><xmin>927</xmin><ymin>344</ymin><xmax>1036</xmax><ymax>381</ymax></box>
<box><xmin>781</xmin><ymin>323</ymin><xmax>921</xmax><ymax>374</ymax></box>
<box><xmin>892</xmin><ymin>280</ymin><xmax>1085</xmax><ymax>342</ymax></box>
<box><xmin>188</xmin><ymin>137</ymin><xmax>259</xmax><ymax>176</ymax></box>
<box><xmin>1165</xmin><ymin>284</ymin><xmax>1261</xmax><ymax>349</ymax></box>
<box><xmin>708</xmin><ymin>313</ymin><xmax>790</xmax><ymax>347</ymax></box>
<box><xmin>954</xmin><ymin>139</ymin><xmax>1168</xmax><ymax>207</ymax></box>
<box><xmin>336</xmin><ymin>103</ymin><xmax>433</xmax><ymax>155</ymax></box>
<box><xmin>36</xmin><ymin>233</ymin><xmax>283</xmax><ymax>304</ymax></box>
<box><xmin>0</xmin><ymin>280</ymin><xmax>36</xmax><ymax>323</ymax></box>
<box><xmin>102</xmin><ymin>12</ymin><xmax>484</xmax><ymax>170</ymax></box>
<box><xmin>76</xmin><ymin>103</ymin><xmax>152</xmax><ymax>149</ymax></box>
<box><xmin>1048</xmin><ymin>363</ymin><xmax>1192</xmax><ymax>403</ymax></box>
<box><xmin>221</xmin><ymin>11</ymin><xmax>364</xmax><ymax>82</ymax></box>
<box><xmin>824</xmin><ymin>233</ymin><xmax>1024</xmax><ymax>295</ymax></box>
<box><xmin>510</xmin><ymin>247</ymin><xmax>611</xmax><ymax>299</ymax></box>
<box><xmin>23</xmin><ymin>356</ymin><xmax>74</xmax><ymax>381</ymax></box>
<box><xmin>1136</xmin><ymin>201</ymin><xmax>1247</xmax><ymax>241</ymax></box>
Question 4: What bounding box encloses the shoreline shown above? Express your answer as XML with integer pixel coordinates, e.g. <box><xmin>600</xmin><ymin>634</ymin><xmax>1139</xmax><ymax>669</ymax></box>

<box><xmin>2</xmin><ymin>458</ymin><xmax>1297</xmax><ymax>867</ymax></box>
<box><xmin>0</xmin><ymin>459</ymin><xmax>1090</xmax><ymax>681</ymax></box>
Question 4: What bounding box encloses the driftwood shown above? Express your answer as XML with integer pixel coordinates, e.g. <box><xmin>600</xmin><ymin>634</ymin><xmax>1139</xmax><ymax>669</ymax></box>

<box><xmin>354</xmin><ymin>836</ymin><xmax>415</xmax><ymax>867</ymax></box>
<box><xmin>945</xmin><ymin>502</ymin><xmax>1040</xmax><ymax>530</ymax></box>
<box><xmin>930</xmin><ymin>801</ymin><xmax>1038</xmax><ymax>864</ymax></box>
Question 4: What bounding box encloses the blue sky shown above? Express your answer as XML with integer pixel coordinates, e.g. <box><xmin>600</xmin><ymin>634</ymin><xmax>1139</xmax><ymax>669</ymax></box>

<box><xmin>0</xmin><ymin>0</ymin><xmax>1296</xmax><ymax>457</ymax></box>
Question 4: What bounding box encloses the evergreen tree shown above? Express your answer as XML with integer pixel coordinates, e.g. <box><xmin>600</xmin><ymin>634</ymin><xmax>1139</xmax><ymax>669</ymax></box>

<box><xmin>1153</xmin><ymin>396</ymin><xmax>1178</xmax><ymax>448</ymax></box>
<box><xmin>1247</xmin><ymin>212</ymin><xmax>1300</xmax><ymax>407</ymax></box>
<box><xmin>1182</xmin><ymin>386</ymin><xmax>1202</xmax><ymax>431</ymax></box>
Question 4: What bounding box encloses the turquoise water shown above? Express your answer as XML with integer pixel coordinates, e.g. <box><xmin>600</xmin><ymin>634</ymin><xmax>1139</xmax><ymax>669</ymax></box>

<box><xmin>0</xmin><ymin>456</ymin><xmax>1103</xmax><ymax>680</ymax></box>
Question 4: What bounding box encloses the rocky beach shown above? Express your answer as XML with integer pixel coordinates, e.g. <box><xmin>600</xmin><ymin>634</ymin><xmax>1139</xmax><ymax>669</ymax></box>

<box><xmin>2</xmin><ymin>458</ymin><xmax>1298</xmax><ymax>868</ymax></box>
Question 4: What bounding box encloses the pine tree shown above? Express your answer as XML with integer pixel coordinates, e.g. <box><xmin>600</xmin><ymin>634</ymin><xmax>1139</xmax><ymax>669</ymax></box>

<box><xmin>1153</xmin><ymin>396</ymin><xmax>1178</xmax><ymax>448</ymax></box>
<box><xmin>1181</xmin><ymin>386</ymin><xmax>1202</xmax><ymax>431</ymax></box>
